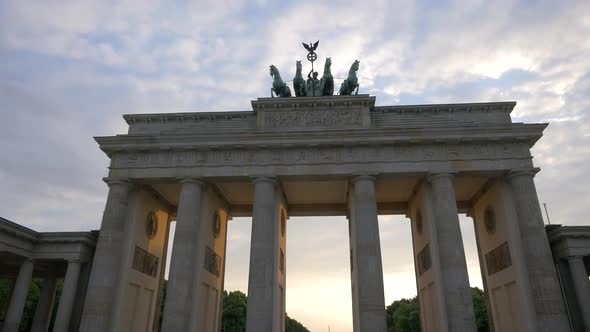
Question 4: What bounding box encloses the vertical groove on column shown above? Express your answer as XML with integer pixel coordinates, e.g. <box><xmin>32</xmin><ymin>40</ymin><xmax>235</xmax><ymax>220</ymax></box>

<box><xmin>31</xmin><ymin>269</ymin><xmax>57</xmax><ymax>332</ymax></box>
<box><xmin>428</xmin><ymin>173</ymin><xmax>476</xmax><ymax>331</ymax></box>
<box><xmin>80</xmin><ymin>180</ymin><xmax>130</xmax><ymax>332</ymax></box>
<box><xmin>349</xmin><ymin>175</ymin><xmax>387</xmax><ymax>332</ymax></box>
<box><xmin>246</xmin><ymin>177</ymin><xmax>281</xmax><ymax>332</ymax></box>
<box><xmin>54</xmin><ymin>260</ymin><xmax>82</xmax><ymax>332</ymax></box>
<box><xmin>508</xmin><ymin>171</ymin><xmax>569</xmax><ymax>330</ymax></box>
<box><xmin>4</xmin><ymin>259</ymin><xmax>35</xmax><ymax>332</ymax></box>
<box><xmin>162</xmin><ymin>179</ymin><xmax>205</xmax><ymax>332</ymax></box>
<box><xmin>568</xmin><ymin>256</ymin><xmax>590</xmax><ymax>331</ymax></box>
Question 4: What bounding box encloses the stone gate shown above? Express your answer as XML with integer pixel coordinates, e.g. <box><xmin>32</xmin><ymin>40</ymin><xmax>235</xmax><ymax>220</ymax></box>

<box><xmin>78</xmin><ymin>95</ymin><xmax>570</xmax><ymax>332</ymax></box>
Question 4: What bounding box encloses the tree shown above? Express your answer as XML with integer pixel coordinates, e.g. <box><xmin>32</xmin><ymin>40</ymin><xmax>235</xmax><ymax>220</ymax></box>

<box><xmin>285</xmin><ymin>314</ymin><xmax>310</xmax><ymax>332</ymax></box>
<box><xmin>386</xmin><ymin>287</ymin><xmax>490</xmax><ymax>332</ymax></box>
<box><xmin>386</xmin><ymin>297</ymin><xmax>420</xmax><ymax>332</ymax></box>
<box><xmin>471</xmin><ymin>287</ymin><xmax>490</xmax><ymax>332</ymax></box>
<box><xmin>221</xmin><ymin>290</ymin><xmax>248</xmax><ymax>332</ymax></box>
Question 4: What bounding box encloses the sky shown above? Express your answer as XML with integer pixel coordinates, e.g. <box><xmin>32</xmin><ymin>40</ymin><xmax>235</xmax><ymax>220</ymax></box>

<box><xmin>1</xmin><ymin>0</ymin><xmax>589</xmax><ymax>331</ymax></box>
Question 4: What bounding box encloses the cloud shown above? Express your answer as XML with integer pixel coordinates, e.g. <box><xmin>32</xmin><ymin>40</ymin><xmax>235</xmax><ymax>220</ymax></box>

<box><xmin>1</xmin><ymin>1</ymin><xmax>590</xmax><ymax>331</ymax></box>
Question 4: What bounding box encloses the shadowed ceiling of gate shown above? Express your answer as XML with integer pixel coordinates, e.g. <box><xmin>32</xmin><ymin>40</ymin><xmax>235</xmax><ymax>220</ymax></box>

<box><xmin>150</xmin><ymin>175</ymin><xmax>488</xmax><ymax>217</ymax></box>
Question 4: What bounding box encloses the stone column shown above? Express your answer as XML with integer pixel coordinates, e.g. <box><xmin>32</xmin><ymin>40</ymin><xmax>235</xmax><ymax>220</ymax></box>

<box><xmin>162</xmin><ymin>179</ymin><xmax>206</xmax><ymax>332</ymax></box>
<box><xmin>80</xmin><ymin>179</ymin><xmax>131</xmax><ymax>332</ymax></box>
<box><xmin>508</xmin><ymin>170</ymin><xmax>569</xmax><ymax>330</ymax></box>
<box><xmin>31</xmin><ymin>268</ymin><xmax>58</xmax><ymax>332</ymax></box>
<box><xmin>428</xmin><ymin>173</ymin><xmax>476</xmax><ymax>331</ymax></box>
<box><xmin>567</xmin><ymin>256</ymin><xmax>590</xmax><ymax>330</ymax></box>
<box><xmin>54</xmin><ymin>260</ymin><xmax>82</xmax><ymax>332</ymax></box>
<box><xmin>348</xmin><ymin>175</ymin><xmax>387</xmax><ymax>332</ymax></box>
<box><xmin>4</xmin><ymin>259</ymin><xmax>34</xmax><ymax>332</ymax></box>
<box><xmin>246</xmin><ymin>177</ymin><xmax>284</xmax><ymax>332</ymax></box>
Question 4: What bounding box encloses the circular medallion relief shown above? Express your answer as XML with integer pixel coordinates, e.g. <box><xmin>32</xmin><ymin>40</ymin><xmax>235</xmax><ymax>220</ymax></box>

<box><xmin>415</xmin><ymin>209</ymin><xmax>423</xmax><ymax>235</ymax></box>
<box><xmin>146</xmin><ymin>211</ymin><xmax>158</xmax><ymax>239</ymax></box>
<box><xmin>213</xmin><ymin>210</ymin><xmax>222</xmax><ymax>239</ymax></box>
<box><xmin>484</xmin><ymin>207</ymin><xmax>496</xmax><ymax>234</ymax></box>
<box><xmin>280</xmin><ymin>209</ymin><xmax>287</xmax><ymax>237</ymax></box>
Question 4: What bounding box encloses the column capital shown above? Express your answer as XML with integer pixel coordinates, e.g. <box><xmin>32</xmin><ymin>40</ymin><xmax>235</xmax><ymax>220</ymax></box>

<box><xmin>567</xmin><ymin>255</ymin><xmax>586</xmax><ymax>261</ymax></box>
<box><xmin>350</xmin><ymin>175</ymin><xmax>376</xmax><ymax>184</ymax></box>
<box><xmin>66</xmin><ymin>259</ymin><xmax>83</xmax><ymax>264</ymax></box>
<box><xmin>102</xmin><ymin>178</ymin><xmax>130</xmax><ymax>187</ymax></box>
<box><xmin>427</xmin><ymin>172</ymin><xmax>456</xmax><ymax>182</ymax></box>
<box><xmin>506</xmin><ymin>168</ymin><xmax>540</xmax><ymax>180</ymax></box>
<box><xmin>177</xmin><ymin>177</ymin><xmax>205</xmax><ymax>186</ymax></box>
<box><xmin>251</xmin><ymin>176</ymin><xmax>278</xmax><ymax>186</ymax></box>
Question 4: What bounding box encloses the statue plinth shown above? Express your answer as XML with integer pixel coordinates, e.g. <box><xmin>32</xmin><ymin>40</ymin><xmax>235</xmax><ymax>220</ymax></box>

<box><xmin>252</xmin><ymin>95</ymin><xmax>374</xmax><ymax>132</ymax></box>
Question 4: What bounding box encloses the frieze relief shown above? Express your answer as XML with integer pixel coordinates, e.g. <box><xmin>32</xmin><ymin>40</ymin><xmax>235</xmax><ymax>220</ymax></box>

<box><xmin>258</xmin><ymin>109</ymin><xmax>368</xmax><ymax>130</ymax></box>
<box><xmin>110</xmin><ymin>142</ymin><xmax>531</xmax><ymax>169</ymax></box>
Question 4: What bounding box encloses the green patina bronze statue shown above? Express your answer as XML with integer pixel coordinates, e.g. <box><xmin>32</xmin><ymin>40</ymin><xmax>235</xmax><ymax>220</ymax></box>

<box><xmin>338</xmin><ymin>60</ymin><xmax>360</xmax><ymax>95</ymax></box>
<box><xmin>307</xmin><ymin>69</ymin><xmax>321</xmax><ymax>97</ymax></box>
<box><xmin>320</xmin><ymin>57</ymin><xmax>333</xmax><ymax>96</ymax></box>
<box><xmin>292</xmin><ymin>57</ymin><xmax>333</xmax><ymax>97</ymax></box>
<box><xmin>270</xmin><ymin>65</ymin><xmax>292</xmax><ymax>98</ymax></box>
<box><xmin>269</xmin><ymin>42</ymin><xmax>360</xmax><ymax>97</ymax></box>
<box><xmin>293</xmin><ymin>60</ymin><xmax>307</xmax><ymax>97</ymax></box>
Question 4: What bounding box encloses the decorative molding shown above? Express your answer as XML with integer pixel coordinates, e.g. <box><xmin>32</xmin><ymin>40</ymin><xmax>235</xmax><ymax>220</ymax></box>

<box><xmin>485</xmin><ymin>242</ymin><xmax>512</xmax><ymax>275</ymax></box>
<box><xmin>417</xmin><ymin>244</ymin><xmax>432</xmax><ymax>276</ymax></box>
<box><xmin>132</xmin><ymin>246</ymin><xmax>159</xmax><ymax>277</ymax></box>
<box><xmin>109</xmin><ymin>142</ymin><xmax>531</xmax><ymax>170</ymax></box>
<box><xmin>259</xmin><ymin>108</ymin><xmax>367</xmax><ymax>131</ymax></box>
<box><xmin>204</xmin><ymin>246</ymin><xmax>221</xmax><ymax>277</ymax></box>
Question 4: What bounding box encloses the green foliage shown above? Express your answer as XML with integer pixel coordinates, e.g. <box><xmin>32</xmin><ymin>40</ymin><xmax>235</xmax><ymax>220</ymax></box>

<box><xmin>218</xmin><ymin>290</ymin><xmax>309</xmax><ymax>332</ymax></box>
<box><xmin>0</xmin><ymin>278</ymin><xmax>12</xmax><ymax>319</ymax></box>
<box><xmin>471</xmin><ymin>287</ymin><xmax>490</xmax><ymax>332</ymax></box>
<box><xmin>158</xmin><ymin>280</ymin><xmax>167</xmax><ymax>331</ymax></box>
<box><xmin>0</xmin><ymin>277</ymin><xmax>62</xmax><ymax>332</ymax></box>
<box><xmin>386</xmin><ymin>287</ymin><xmax>490</xmax><ymax>332</ymax></box>
<box><xmin>285</xmin><ymin>313</ymin><xmax>310</xmax><ymax>332</ymax></box>
<box><xmin>386</xmin><ymin>297</ymin><xmax>420</xmax><ymax>332</ymax></box>
<box><xmin>221</xmin><ymin>290</ymin><xmax>248</xmax><ymax>332</ymax></box>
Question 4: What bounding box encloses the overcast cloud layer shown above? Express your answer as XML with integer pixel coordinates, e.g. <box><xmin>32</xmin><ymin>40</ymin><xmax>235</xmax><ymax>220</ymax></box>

<box><xmin>1</xmin><ymin>1</ymin><xmax>589</xmax><ymax>331</ymax></box>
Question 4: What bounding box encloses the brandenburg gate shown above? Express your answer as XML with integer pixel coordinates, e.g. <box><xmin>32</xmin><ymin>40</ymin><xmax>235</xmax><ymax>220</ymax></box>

<box><xmin>78</xmin><ymin>94</ymin><xmax>570</xmax><ymax>331</ymax></box>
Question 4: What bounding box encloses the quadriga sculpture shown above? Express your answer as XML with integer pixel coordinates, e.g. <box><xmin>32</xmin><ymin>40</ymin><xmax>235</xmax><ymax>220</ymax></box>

<box><xmin>320</xmin><ymin>57</ymin><xmax>334</xmax><ymax>96</ymax></box>
<box><xmin>293</xmin><ymin>61</ymin><xmax>308</xmax><ymax>97</ymax></box>
<box><xmin>270</xmin><ymin>65</ymin><xmax>292</xmax><ymax>98</ymax></box>
<box><xmin>338</xmin><ymin>60</ymin><xmax>360</xmax><ymax>95</ymax></box>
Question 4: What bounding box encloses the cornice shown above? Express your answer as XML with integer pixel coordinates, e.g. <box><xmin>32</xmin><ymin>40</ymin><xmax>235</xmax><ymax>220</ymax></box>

<box><xmin>373</xmin><ymin>101</ymin><xmax>516</xmax><ymax>114</ymax></box>
<box><xmin>547</xmin><ymin>225</ymin><xmax>590</xmax><ymax>243</ymax></box>
<box><xmin>121</xmin><ymin>99</ymin><xmax>515</xmax><ymax>124</ymax></box>
<box><xmin>0</xmin><ymin>217</ymin><xmax>38</xmax><ymax>241</ymax></box>
<box><xmin>36</xmin><ymin>232</ymin><xmax>98</xmax><ymax>247</ymax></box>
<box><xmin>1</xmin><ymin>217</ymin><xmax>98</xmax><ymax>247</ymax></box>
<box><xmin>95</xmin><ymin>123</ymin><xmax>546</xmax><ymax>155</ymax></box>
<box><xmin>123</xmin><ymin>110</ymin><xmax>253</xmax><ymax>124</ymax></box>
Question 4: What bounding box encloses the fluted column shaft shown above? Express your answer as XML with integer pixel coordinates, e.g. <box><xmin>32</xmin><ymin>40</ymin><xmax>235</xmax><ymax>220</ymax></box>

<box><xmin>428</xmin><ymin>173</ymin><xmax>476</xmax><ymax>331</ymax></box>
<box><xmin>508</xmin><ymin>171</ymin><xmax>569</xmax><ymax>330</ymax></box>
<box><xmin>246</xmin><ymin>177</ymin><xmax>283</xmax><ymax>332</ymax></box>
<box><xmin>31</xmin><ymin>268</ymin><xmax>58</xmax><ymax>332</ymax></box>
<box><xmin>54</xmin><ymin>260</ymin><xmax>82</xmax><ymax>332</ymax></box>
<box><xmin>80</xmin><ymin>179</ymin><xmax>131</xmax><ymax>331</ymax></box>
<box><xmin>4</xmin><ymin>259</ymin><xmax>34</xmax><ymax>332</ymax></box>
<box><xmin>162</xmin><ymin>179</ymin><xmax>206</xmax><ymax>332</ymax></box>
<box><xmin>349</xmin><ymin>175</ymin><xmax>387</xmax><ymax>332</ymax></box>
<box><xmin>568</xmin><ymin>256</ymin><xmax>590</xmax><ymax>330</ymax></box>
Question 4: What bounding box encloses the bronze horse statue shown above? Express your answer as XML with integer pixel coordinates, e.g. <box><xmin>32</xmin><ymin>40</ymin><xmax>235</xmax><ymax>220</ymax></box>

<box><xmin>293</xmin><ymin>61</ymin><xmax>307</xmax><ymax>97</ymax></box>
<box><xmin>270</xmin><ymin>65</ymin><xmax>292</xmax><ymax>98</ymax></box>
<box><xmin>320</xmin><ymin>57</ymin><xmax>334</xmax><ymax>96</ymax></box>
<box><xmin>338</xmin><ymin>60</ymin><xmax>360</xmax><ymax>95</ymax></box>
